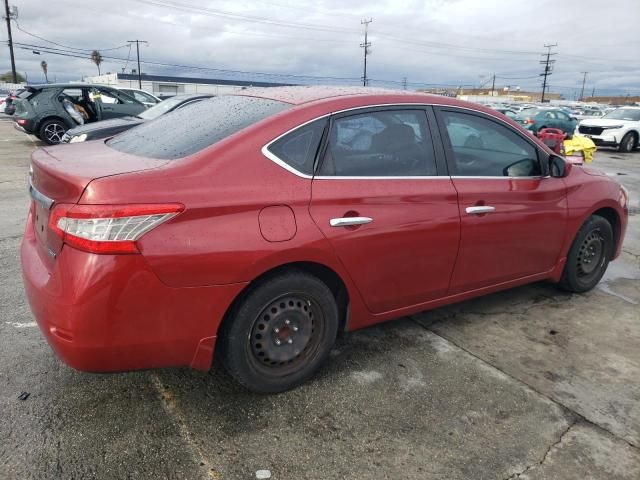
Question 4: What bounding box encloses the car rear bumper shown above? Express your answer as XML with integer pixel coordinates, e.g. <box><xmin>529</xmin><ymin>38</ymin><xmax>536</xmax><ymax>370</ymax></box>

<box><xmin>20</xmin><ymin>210</ymin><xmax>246</xmax><ymax>372</ymax></box>
<box><xmin>14</xmin><ymin>119</ymin><xmax>35</xmax><ymax>134</ymax></box>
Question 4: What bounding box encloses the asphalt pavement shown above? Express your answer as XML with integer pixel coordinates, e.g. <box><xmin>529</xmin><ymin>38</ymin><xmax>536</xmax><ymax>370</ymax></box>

<box><xmin>1</xmin><ymin>114</ymin><xmax>639</xmax><ymax>479</ymax></box>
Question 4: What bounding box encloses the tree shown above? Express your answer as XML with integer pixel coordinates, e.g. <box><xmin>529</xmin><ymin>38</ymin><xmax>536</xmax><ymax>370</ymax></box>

<box><xmin>40</xmin><ymin>61</ymin><xmax>48</xmax><ymax>83</ymax></box>
<box><xmin>0</xmin><ymin>71</ymin><xmax>25</xmax><ymax>83</ymax></box>
<box><xmin>90</xmin><ymin>50</ymin><xmax>103</xmax><ymax>75</ymax></box>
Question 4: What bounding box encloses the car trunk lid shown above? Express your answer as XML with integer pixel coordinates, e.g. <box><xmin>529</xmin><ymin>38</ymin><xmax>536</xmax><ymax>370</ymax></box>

<box><xmin>29</xmin><ymin>141</ymin><xmax>169</xmax><ymax>262</ymax></box>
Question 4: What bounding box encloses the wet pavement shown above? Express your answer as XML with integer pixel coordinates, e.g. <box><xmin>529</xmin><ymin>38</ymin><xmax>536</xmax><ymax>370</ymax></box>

<box><xmin>1</xmin><ymin>115</ymin><xmax>639</xmax><ymax>479</ymax></box>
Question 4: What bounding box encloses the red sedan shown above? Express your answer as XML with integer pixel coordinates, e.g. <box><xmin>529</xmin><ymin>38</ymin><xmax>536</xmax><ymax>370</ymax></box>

<box><xmin>21</xmin><ymin>87</ymin><xmax>629</xmax><ymax>392</ymax></box>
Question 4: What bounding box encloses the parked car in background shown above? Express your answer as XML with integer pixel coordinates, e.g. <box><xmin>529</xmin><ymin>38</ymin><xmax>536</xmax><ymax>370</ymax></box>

<box><xmin>62</xmin><ymin>93</ymin><xmax>214</xmax><ymax>143</ymax></box>
<box><xmin>12</xmin><ymin>83</ymin><xmax>146</xmax><ymax>145</ymax></box>
<box><xmin>578</xmin><ymin>107</ymin><xmax>640</xmax><ymax>152</ymax></box>
<box><xmin>3</xmin><ymin>89</ymin><xmax>26</xmax><ymax>115</ymax></box>
<box><xmin>492</xmin><ymin>107</ymin><xmax>517</xmax><ymax>119</ymax></box>
<box><xmin>21</xmin><ymin>87</ymin><xmax>628</xmax><ymax>393</ymax></box>
<box><xmin>514</xmin><ymin>107</ymin><xmax>578</xmax><ymax>135</ymax></box>
<box><xmin>118</xmin><ymin>88</ymin><xmax>162</xmax><ymax>107</ymax></box>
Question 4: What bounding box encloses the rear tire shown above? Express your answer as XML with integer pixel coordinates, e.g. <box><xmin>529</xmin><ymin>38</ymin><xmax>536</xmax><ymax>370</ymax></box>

<box><xmin>39</xmin><ymin>119</ymin><xmax>67</xmax><ymax>145</ymax></box>
<box><xmin>559</xmin><ymin>215</ymin><xmax>613</xmax><ymax>293</ymax></box>
<box><xmin>618</xmin><ymin>132</ymin><xmax>637</xmax><ymax>153</ymax></box>
<box><xmin>220</xmin><ymin>271</ymin><xmax>339</xmax><ymax>393</ymax></box>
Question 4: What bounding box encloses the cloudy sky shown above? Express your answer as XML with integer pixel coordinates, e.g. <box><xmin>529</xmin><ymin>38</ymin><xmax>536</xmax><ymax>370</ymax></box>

<box><xmin>2</xmin><ymin>0</ymin><xmax>639</xmax><ymax>97</ymax></box>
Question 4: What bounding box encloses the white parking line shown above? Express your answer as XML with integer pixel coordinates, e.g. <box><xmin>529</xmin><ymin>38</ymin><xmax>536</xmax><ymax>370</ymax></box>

<box><xmin>5</xmin><ymin>321</ymin><xmax>37</xmax><ymax>328</ymax></box>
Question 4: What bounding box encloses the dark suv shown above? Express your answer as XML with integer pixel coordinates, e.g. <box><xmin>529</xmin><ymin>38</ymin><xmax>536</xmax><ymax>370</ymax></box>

<box><xmin>13</xmin><ymin>83</ymin><xmax>146</xmax><ymax>144</ymax></box>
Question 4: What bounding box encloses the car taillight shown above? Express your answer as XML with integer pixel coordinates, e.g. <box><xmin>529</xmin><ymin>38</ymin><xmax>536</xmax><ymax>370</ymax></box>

<box><xmin>523</xmin><ymin>118</ymin><xmax>535</xmax><ymax>124</ymax></box>
<box><xmin>17</xmin><ymin>119</ymin><xmax>27</xmax><ymax>125</ymax></box>
<box><xmin>49</xmin><ymin>203</ymin><xmax>184</xmax><ymax>254</ymax></box>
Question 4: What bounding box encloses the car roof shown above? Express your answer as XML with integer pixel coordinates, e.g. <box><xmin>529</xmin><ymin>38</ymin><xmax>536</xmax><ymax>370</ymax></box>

<box><xmin>232</xmin><ymin>85</ymin><xmax>493</xmax><ymax>112</ymax></box>
<box><xmin>27</xmin><ymin>83</ymin><xmax>111</xmax><ymax>89</ymax></box>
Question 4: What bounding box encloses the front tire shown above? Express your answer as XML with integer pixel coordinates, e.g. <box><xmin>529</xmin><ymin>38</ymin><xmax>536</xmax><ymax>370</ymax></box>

<box><xmin>618</xmin><ymin>132</ymin><xmax>637</xmax><ymax>153</ymax></box>
<box><xmin>220</xmin><ymin>271</ymin><xmax>339</xmax><ymax>393</ymax></box>
<box><xmin>559</xmin><ymin>215</ymin><xmax>613</xmax><ymax>293</ymax></box>
<box><xmin>39</xmin><ymin>119</ymin><xmax>68</xmax><ymax>145</ymax></box>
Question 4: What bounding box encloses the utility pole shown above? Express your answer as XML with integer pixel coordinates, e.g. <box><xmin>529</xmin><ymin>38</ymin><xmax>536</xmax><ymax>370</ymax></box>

<box><xmin>127</xmin><ymin>40</ymin><xmax>148</xmax><ymax>89</ymax></box>
<box><xmin>579</xmin><ymin>71</ymin><xmax>588</xmax><ymax>101</ymax></box>
<box><xmin>3</xmin><ymin>0</ymin><xmax>17</xmax><ymax>83</ymax></box>
<box><xmin>490</xmin><ymin>74</ymin><xmax>496</xmax><ymax>97</ymax></box>
<box><xmin>539</xmin><ymin>43</ymin><xmax>557</xmax><ymax>103</ymax></box>
<box><xmin>591</xmin><ymin>86</ymin><xmax>595</xmax><ymax>98</ymax></box>
<box><xmin>360</xmin><ymin>18</ymin><xmax>372</xmax><ymax>87</ymax></box>
<box><xmin>402</xmin><ymin>77</ymin><xmax>407</xmax><ymax>90</ymax></box>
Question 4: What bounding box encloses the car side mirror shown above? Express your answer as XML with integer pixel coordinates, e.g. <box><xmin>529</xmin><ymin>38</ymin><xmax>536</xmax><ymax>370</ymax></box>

<box><xmin>549</xmin><ymin>154</ymin><xmax>570</xmax><ymax>178</ymax></box>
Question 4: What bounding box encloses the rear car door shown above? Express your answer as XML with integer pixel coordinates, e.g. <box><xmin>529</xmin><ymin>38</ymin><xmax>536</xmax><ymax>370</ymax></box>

<box><xmin>435</xmin><ymin>108</ymin><xmax>568</xmax><ymax>294</ymax></box>
<box><xmin>308</xmin><ymin>107</ymin><xmax>460</xmax><ymax>314</ymax></box>
<box><xmin>95</xmin><ymin>88</ymin><xmax>145</xmax><ymax>119</ymax></box>
<box><xmin>542</xmin><ymin>110</ymin><xmax>559</xmax><ymax>129</ymax></box>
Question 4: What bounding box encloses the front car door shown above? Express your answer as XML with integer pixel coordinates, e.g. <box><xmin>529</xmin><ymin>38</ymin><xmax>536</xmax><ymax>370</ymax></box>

<box><xmin>555</xmin><ymin>110</ymin><xmax>577</xmax><ymax>134</ymax></box>
<box><xmin>308</xmin><ymin>107</ymin><xmax>461</xmax><ymax>314</ymax></box>
<box><xmin>94</xmin><ymin>87</ymin><xmax>145</xmax><ymax>119</ymax></box>
<box><xmin>434</xmin><ymin>108</ymin><xmax>568</xmax><ymax>294</ymax></box>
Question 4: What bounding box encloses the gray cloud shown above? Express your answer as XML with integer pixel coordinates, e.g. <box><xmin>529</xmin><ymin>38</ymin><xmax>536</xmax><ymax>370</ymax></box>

<box><xmin>1</xmin><ymin>0</ymin><xmax>638</xmax><ymax>97</ymax></box>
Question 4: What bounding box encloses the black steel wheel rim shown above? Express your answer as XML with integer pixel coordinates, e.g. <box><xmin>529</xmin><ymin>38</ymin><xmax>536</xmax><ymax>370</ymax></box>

<box><xmin>577</xmin><ymin>229</ymin><xmax>605</xmax><ymax>279</ymax></box>
<box><xmin>249</xmin><ymin>294</ymin><xmax>323</xmax><ymax>375</ymax></box>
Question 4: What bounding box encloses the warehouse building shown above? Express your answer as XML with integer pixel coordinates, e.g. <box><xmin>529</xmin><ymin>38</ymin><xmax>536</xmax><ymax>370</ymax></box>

<box><xmin>82</xmin><ymin>73</ymin><xmax>292</xmax><ymax>97</ymax></box>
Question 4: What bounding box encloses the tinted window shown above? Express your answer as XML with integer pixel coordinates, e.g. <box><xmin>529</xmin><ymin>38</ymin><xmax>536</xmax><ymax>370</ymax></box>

<box><xmin>319</xmin><ymin>109</ymin><xmax>436</xmax><ymax>176</ymax></box>
<box><xmin>268</xmin><ymin>119</ymin><xmax>326</xmax><ymax>175</ymax></box>
<box><xmin>107</xmin><ymin>96</ymin><xmax>290</xmax><ymax>160</ymax></box>
<box><xmin>442</xmin><ymin>110</ymin><xmax>540</xmax><ymax>177</ymax></box>
<box><xmin>556</xmin><ymin>111</ymin><xmax>570</xmax><ymax>121</ymax></box>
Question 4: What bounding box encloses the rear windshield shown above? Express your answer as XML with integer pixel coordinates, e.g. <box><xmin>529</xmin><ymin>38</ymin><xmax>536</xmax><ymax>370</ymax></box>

<box><xmin>107</xmin><ymin>95</ymin><xmax>291</xmax><ymax>159</ymax></box>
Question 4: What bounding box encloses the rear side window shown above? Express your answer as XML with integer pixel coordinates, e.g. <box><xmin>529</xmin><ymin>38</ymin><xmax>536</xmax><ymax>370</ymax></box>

<box><xmin>319</xmin><ymin>109</ymin><xmax>437</xmax><ymax>177</ymax></box>
<box><xmin>107</xmin><ymin>96</ymin><xmax>291</xmax><ymax>160</ymax></box>
<box><xmin>267</xmin><ymin>119</ymin><xmax>326</xmax><ymax>175</ymax></box>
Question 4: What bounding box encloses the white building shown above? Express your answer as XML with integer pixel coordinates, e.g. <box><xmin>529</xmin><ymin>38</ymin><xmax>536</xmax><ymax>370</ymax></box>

<box><xmin>82</xmin><ymin>73</ymin><xmax>292</xmax><ymax>97</ymax></box>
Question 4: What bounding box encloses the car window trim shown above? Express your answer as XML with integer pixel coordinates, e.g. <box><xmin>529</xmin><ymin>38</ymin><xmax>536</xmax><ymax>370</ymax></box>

<box><xmin>264</xmin><ymin>103</ymin><xmax>458</xmax><ymax>180</ymax></box>
<box><xmin>432</xmin><ymin>106</ymin><xmax>547</xmax><ymax>179</ymax></box>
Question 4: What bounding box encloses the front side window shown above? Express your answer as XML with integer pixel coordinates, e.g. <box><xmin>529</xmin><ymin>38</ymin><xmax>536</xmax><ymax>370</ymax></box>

<box><xmin>267</xmin><ymin>119</ymin><xmax>326</xmax><ymax>176</ymax></box>
<box><xmin>129</xmin><ymin>91</ymin><xmax>156</xmax><ymax>103</ymax></box>
<box><xmin>318</xmin><ymin>109</ymin><xmax>437</xmax><ymax>177</ymax></box>
<box><xmin>108</xmin><ymin>95</ymin><xmax>290</xmax><ymax>160</ymax></box>
<box><xmin>442</xmin><ymin>110</ymin><xmax>541</xmax><ymax>177</ymax></box>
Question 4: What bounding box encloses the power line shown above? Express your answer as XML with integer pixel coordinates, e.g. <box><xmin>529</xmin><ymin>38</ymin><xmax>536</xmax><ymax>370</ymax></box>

<box><xmin>134</xmin><ymin>0</ymin><xmax>359</xmax><ymax>34</ymax></box>
<box><xmin>11</xmin><ymin>41</ymin><xmax>362</xmax><ymax>83</ymax></box>
<box><xmin>13</xmin><ymin>19</ymin><xmax>128</xmax><ymax>52</ymax></box>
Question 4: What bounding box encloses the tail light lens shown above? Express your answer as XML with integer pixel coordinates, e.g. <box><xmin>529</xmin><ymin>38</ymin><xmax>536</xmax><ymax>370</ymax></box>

<box><xmin>523</xmin><ymin>118</ymin><xmax>535</xmax><ymax>125</ymax></box>
<box><xmin>50</xmin><ymin>204</ymin><xmax>184</xmax><ymax>254</ymax></box>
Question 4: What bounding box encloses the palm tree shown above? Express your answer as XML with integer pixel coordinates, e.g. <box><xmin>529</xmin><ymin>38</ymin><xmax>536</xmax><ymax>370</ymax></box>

<box><xmin>90</xmin><ymin>50</ymin><xmax>103</xmax><ymax>75</ymax></box>
<box><xmin>40</xmin><ymin>61</ymin><xmax>48</xmax><ymax>83</ymax></box>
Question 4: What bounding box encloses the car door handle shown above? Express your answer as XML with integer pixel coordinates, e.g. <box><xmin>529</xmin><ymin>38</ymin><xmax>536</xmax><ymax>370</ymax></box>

<box><xmin>465</xmin><ymin>206</ymin><xmax>496</xmax><ymax>215</ymax></box>
<box><xmin>330</xmin><ymin>217</ymin><xmax>373</xmax><ymax>227</ymax></box>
